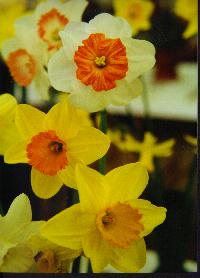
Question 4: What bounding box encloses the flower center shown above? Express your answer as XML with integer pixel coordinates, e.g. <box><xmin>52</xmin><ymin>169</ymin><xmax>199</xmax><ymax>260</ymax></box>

<box><xmin>96</xmin><ymin>202</ymin><xmax>144</xmax><ymax>248</ymax></box>
<box><xmin>38</xmin><ymin>8</ymin><xmax>69</xmax><ymax>51</ymax></box>
<box><xmin>128</xmin><ymin>3</ymin><xmax>142</xmax><ymax>20</ymax></box>
<box><xmin>74</xmin><ymin>33</ymin><xmax>128</xmax><ymax>92</ymax></box>
<box><xmin>34</xmin><ymin>250</ymin><xmax>59</xmax><ymax>273</ymax></box>
<box><xmin>27</xmin><ymin>130</ymin><xmax>67</xmax><ymax>176</ymax></box>
<box><xmin>7</xmin><ymin>49</ymin><xmax>37</xmax><ymax>86</ymax></box>
<box><xmin>94</xmin><ymin>56</ymin><xmax>106</xmax><ymax>67</ymax></box>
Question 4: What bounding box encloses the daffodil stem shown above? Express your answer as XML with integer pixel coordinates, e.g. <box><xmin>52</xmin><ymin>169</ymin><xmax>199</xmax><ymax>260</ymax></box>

<box><xmin>21</xmin><ymin>86</ymin><xmax>27</xmax><ymax>104</ymax></box>
<box><xmin>98</xmin><ymin>110</ymin><xmax>108</xmax><ymax>175</ymax></box>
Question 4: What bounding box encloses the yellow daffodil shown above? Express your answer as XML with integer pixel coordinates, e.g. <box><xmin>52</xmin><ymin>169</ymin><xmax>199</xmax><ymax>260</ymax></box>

<box><xmin>29</xmin><ymin>235</ymin><xmax>81</xmax><ymax>273</ymax></box>
<box><xmin>4</xmin><ymin>99</ymin><xmax>110</xmax><ymax>199</ymax></box>
<box><xmin>0</xmin><ymin>194</ymin><xmax>44</xmax><ymax>272</ymax></box>
<box><xmin>184</xmin><ymin>134</ymin><xmax>197</xmax><ymax>154</ymax></box>
<box><xmin>113</xmin><ymin>0</ymin><xmax>154</xmax><ymax>36</ymax></box>
<box><xmin>0</xmin><ymin>1</ymin><xmax>26</xmax><ymax>50</ymax></box>
<box><xmin>174</xmin><ymin>0</ymin><xmax>197</xmax><ymax>38</ymax></box>
<box><xmin>109</xmin><ymin>131</ymin><xmax>175</xmax><ymax>172</ymax></box>
<box><xmin>41</xmin><ymin>163</ymin><xmax>166</xmax><ymax>273</ymax></box>
<box><xmin>48</xmin><ymin>13</ymin><xmax>155</xmax><ymax>112</ymax></box>
<box><xmin>0</xmin><ymin>93</ymin><xmax>19</xmax><ymax>155</ymax></box>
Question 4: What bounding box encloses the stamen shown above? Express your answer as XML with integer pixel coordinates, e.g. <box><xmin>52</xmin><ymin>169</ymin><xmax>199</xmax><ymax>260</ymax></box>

<box><xmin>95</xmin><ymin>56</ymin><xmax>106</xmax><ymax>67</ymax></box>
<box><xmin>49</xmin><ymin>141</ymin><xmax>63</xmax><ymax>153</ymax></box>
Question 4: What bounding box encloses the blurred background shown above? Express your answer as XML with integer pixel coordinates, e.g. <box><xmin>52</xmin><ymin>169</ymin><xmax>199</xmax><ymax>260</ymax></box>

<box><xmin>0</xmin><ymin>0</ymin><xmax>197</xmax><ymax>273</ymax></box>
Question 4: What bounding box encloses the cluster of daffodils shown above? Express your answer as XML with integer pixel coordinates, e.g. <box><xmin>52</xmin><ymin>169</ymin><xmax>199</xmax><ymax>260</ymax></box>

<box><xmin>0</xmin><ymin>0</ymin><xmax>167</xmax><ymax>273</ymax></box>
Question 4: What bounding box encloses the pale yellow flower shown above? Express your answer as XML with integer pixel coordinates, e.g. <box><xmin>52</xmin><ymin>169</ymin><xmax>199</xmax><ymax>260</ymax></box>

<box><xmin>174</xmin><ymin>0</ymin><xmax>198</xmax><ymax>38</ymax></box>
<box><xmin>29</xmin><ymin>235</ymin><xmax>81</xmax><ymax>273</ymax></box>
<box><xmin>113</xmin><ymin>0</ymin><xmax>154</xmax><ymax>36</ymax></box>
<box><xmin>0</xmin><ymin>194</ymin><xmax>44</xmax><ymax>272</ymax></box>
<box><xmin>109</xmin><ymin>130</ymin><xmax>175</xmax><ymax>172</ymax></box>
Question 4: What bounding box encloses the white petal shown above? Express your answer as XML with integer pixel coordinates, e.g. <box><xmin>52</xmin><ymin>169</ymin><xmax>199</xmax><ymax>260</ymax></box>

<box><xmin>123</xmin><ymin>37</ymin><xmax>156</xmax><ymax>81</ymax></box>
<box><xmin>29</xmin><ymin>68</ymin><xmax>50</xmax><ymax>100</ymax></box>
<box><xmin>60</xmin><ymin>21</ymin><xmax>92</xmax><ymax>60</ymax></box>
<box><xmin>89</xmin><ymin>13</ymin><xmax>132</xmax><ymax>38</ymax></box>
<box><xmin>62</xmin><ymin>0</ymin><xmax>88</xmax><ymax>21</ymax></box>
<box><xmin>48</xmin><ymin>48</ymin><xmax>75</xmax><ymax>92</ymax></box>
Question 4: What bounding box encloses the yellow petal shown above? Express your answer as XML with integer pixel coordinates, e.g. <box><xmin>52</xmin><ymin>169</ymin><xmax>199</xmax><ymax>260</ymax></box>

<box><xmin>153</xmin><ymin>139</ymin><xmax>175</xmax><ymax>157</ymax></box>
<box><xmin>15</xmin><ymin>104</ymin><xmax>45</xmax><ymax>139</ymax></box>
<box><xmin>41</xmin><ymin>204</ymin><xmax>95</xmax><ymax>250</ymax></box>
<box><xmin>0</xmin><ymin>122</ymin><xmax>20</xmax><ymax>156</ymax></box>
<box><xmin>105</xmin><ymin>162</ymin><xmax>149</xmax><ymax>203</ymax></box>
<box><xmin>130</xmin><ymin>199</ymin><xmax>167</xmax><ymax>237</ymax></box>
<box><xmin>44</xmin><ymin>99</ymin><xmax>80</xmax><ymax>140</ymax></box>
<box><xmin>58</xmin><ymin>165</ymin><xmax>77</xmax><ymax>189</ymax></box>
<box><xmin>82</xmin><ymin>230</ymin><xmax>110</xmax><ymax>273</ymax></box>
<box><xmin>0</xmin><ymin>244</ymin><xmax>34</xmax><ymax>273</ymax></box>
<box><xmin>4</xmin><ymin>140</ymin><xmax>28</xmax><ymax>164</ymax></box>
<box><xmin>68</xmin><ymin>127</ymin><xmax>110</xmax><ymax>165</ymax></box>
<box><xmin>31</xmin><ymin>168</ymin><xmax>63</xmax><ymax>199</ymax></box>
<box><xmin>184</xmin><ymin>135</ymin><xmax>197</xmax><ymax>147</ymax></box>
<box><xmin>139</xmin><ymin>151</ymin><xmax>154</xmax><ymax>172</ymax></box>
<box><xmin>111</xmin><ymin>238</ymin><xmax>146</xmax><ymax>272</ymax></box>
<box><xmin>0</xmin><ymin>93</ymin><xmax>17</xmax><ymax>117</ymax></box>
<box><xmin>75</xmin><ymin>164</ymin><xmax>107</xmax><ymax>212</ymax></box>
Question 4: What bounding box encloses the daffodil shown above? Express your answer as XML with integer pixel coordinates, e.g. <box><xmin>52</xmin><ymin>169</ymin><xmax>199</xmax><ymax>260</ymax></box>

<box><xmin>48</xmin><ymin>13</ymin><xmax>155</xmax><ymax>112</ymax></box>
<box><xmin>109</xmin><ymin>131</ymin><xmax>175</xmax><ymax>172</ymax></box>
<box><xmin>174</xmin><ymin>0</ymin><xmax>197</xmax><ymax>38</ymax></box>
<box><xmin>113</xmin><ymin>0</ymin><xmax>154</xmax><ymax>36</ymax></box>
<box><xmin>41</xmin><ymin>163</ymin><xmax>166</xmax><ymax>273</ymax></box>
<box><xmin>4</xmin><ymin>99</ymin><xmax>110</xmax><ymax>199</ymax></box>
<box><xmin>0</xmin><ymin>194</ymin><xmax>44</xmax><ymax>272</ymax></box>
<box><xmin>24</xmin><ymin>0</ymin><xmax>88</xmax><ymax>54</ymax></box>
<box><xmin>29</xmin><ymin>235</ymin><xmax>81</xmax><ymax>273</ymax></box>
<box><xmin>0</xmin><ymin>1</ymin><xmax>26</xmax><ymax>50</ymax></box>
<box><xmin>0</xmin><ymin>93</ymin><xmax>19</xmax><ymax>155</ymax></box>
<box><xmin>2</xmin><ymin>16</ymin><xmax>50</xmax><ymax>100</ymax></box>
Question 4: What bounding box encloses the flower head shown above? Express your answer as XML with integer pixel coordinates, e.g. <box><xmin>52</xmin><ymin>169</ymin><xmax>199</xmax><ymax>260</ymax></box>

<box><xmin>109</xmin><ymin>131</ymin><xmax>175</xmax><ymax>172</ymax></box>
<box><xmin>29</xmin><ymin>235</ymin><xmax>81</xmax><ymax>273</ymax></box>
<box><xmin>2</xmin><ymin>16</ymin><xmax>50</xmax><ymax>100</ymax></box>
<box><xmin>174</xmin><ymin>0</ymin><xmax>197</xmax><ymax>38</ymax></box>
<box><xmin>113</xmin><ymin>0</ymin><xmax>154</xmax><ymax>36</ymax></box>
<box><xmin>4</xmin><ymin>98</ymin><xmax>110</xmax><ymax>199</ymax></box>
<box><xmin>41</xmin><ymin>163</ymin><xmax>166</xmax><ymax>272</ymax></box>
<box><xmin>48</xmin><ymin>13</ymin><xmax>155</xmax><ymax>112</ymax></box>
<box><xmin>0</xmin><ymin>194</ymin><xmax>44</xmax><ymax>272</ymax></box>
<box><xmin>0</xmin><ymin>94</ymin><xmax>19</xmax><ymax>156</ymax></box>
<box><xmin>28</xmin><ymin>0</ymin><xmax>88</xmax><ymax>53</ymax></box>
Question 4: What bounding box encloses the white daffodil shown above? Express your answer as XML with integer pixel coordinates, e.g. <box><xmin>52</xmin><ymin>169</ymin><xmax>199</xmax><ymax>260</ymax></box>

<box><xmin>48</xmin><ymin>13</ymin><xmax>155</xmax><ymax>112</ymax></box>
<box><xmin>0</xmin><ymin>194</ymin><xmax>44</xmax><ymax>272</ymax></box>
<box><xmin>2</xmin><ymin>15</ymin><xmax>50</xmax><ymax>100</ymax></box>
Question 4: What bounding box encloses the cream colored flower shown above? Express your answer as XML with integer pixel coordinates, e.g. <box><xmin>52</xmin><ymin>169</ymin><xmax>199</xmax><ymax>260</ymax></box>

<box><xmin>0</xmin><ymin>194</ymin><xmax>44</xmax><ymax>272</ymax></box>
<box><xmin>48</xmin><ymin>13</ymin><xmax>155</xmax><ymax>112</ymax></box>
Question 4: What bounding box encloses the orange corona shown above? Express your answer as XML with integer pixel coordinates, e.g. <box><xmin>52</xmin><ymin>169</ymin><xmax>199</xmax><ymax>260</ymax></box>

<box><xmin>7</xmin><ymin>49</ymin><xmax>37</xmax><ymax>87</ymax></box>
<box><xmin>96</xmin><ymin>202</ymin><xmax>144</xmax><ymax>248</ymax></box>
<box><xmin>38</xmin><ymin>8</ymin><xmax>69</xmax><ymax>51</ymax></box>
<box><xmin>74</xmin><ymin>33</ymin><xmax>128</xmax><ymax>92</ymax></box>
<box><xmin>27</xmin><ymin>130</ymin><xmax>68</xmax><ymax>176</ymax></box>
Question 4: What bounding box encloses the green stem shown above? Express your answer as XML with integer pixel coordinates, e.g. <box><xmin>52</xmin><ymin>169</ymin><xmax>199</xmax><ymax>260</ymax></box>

<box><xmin>98</xmin><ymin>110</ymin><xmax>108</xmax><ymax>175</ymax></box>
<box><xmin>21</xmin><ymin>86</ymin><xmax>27</xmax><ymax>104</ymax></box>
